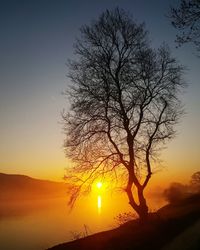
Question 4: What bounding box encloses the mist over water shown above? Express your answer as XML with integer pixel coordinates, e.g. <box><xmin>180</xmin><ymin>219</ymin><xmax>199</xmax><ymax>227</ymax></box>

<box><xmin>0</xmin><ymin>192</ymin><xmax>166</xmax><ymax>250</ymax></box>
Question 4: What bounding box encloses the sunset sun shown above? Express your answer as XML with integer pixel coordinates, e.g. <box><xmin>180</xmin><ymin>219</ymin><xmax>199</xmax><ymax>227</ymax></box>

<box><xmin>96</xmin><ymin>182</ymin><xmax>102</xmax><ymax>189</ymax></box>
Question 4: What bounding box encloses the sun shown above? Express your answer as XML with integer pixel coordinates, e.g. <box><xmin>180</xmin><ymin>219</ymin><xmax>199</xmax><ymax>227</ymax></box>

<box><xmin>96</xmin><ymin>182</ymin><xmax>102</xmax><ymax>189</ymax></box>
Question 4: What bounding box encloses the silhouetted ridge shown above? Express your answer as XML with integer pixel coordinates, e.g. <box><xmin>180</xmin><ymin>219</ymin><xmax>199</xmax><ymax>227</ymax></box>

<box><xmin>0</xmin><ymin>173</ymin><xmax>66</xmax><ymax>200</ymax></box>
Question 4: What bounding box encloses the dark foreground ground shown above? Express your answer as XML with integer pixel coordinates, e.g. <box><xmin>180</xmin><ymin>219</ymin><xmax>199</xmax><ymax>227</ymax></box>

<box><xmin>48</xmin><ymin>194</ymin><xmax>200</xmax><ymax>250</ymax></box>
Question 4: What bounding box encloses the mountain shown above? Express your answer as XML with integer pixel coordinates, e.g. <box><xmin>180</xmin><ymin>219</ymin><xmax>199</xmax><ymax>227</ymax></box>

<box><xmin>0</xmin><ymin>173</ymin><xmax>66</xmax><ymax>201</ymax></box>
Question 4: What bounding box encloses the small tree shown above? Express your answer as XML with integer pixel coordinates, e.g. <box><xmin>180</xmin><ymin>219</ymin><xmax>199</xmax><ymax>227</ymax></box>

<box><xmin>63</xmin><ymin>8</ymin><xmax>185</xmax><ymax>221</ymax></box>
<box><xmin>169</xmin><ymin>0</ymin><xmax>200</xmax><ymax>55</ymax></box>
<box><xmin>190</xmin><ymin>171</ymin><xmax>200</xmax><ymax>192</ymax></box>
<box><xmin>163</xmin><ymin>182</ymin><xmax>189</xmax><ymax>204</ymax></box>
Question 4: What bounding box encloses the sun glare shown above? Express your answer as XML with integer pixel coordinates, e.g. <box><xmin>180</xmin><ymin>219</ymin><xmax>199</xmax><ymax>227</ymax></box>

<box><xmin>96</xmin><ymin>182</ymin><xmax>102</xmax><ymax>189</ymax></box>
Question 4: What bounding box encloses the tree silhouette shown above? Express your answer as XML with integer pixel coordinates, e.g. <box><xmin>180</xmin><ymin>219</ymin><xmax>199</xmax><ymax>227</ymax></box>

<box><xmin>63</xmin><ymin>8</ymin><xmax>186</xmax><ymax>220</ymax></box>
<box><xmin>169</xmin><ymin>0</ymin><xmax>200</xmax><ymax>55</ymax></box>
<box><xmin>163</xmin><ymin>182</ymin><xmax>188</xmax><ymax>204</ymax></box>
<box><xmin>190</xmin><ymin>171</ymin><xmax>200</xmax><ymax>191</ymax></box>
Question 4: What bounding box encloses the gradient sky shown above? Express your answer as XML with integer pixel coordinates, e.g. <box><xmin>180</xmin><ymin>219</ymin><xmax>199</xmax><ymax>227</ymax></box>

<box><xmin>0</xmin><ymin>0</ymin><xmax>199</xmax><ymax>184</ymax></box>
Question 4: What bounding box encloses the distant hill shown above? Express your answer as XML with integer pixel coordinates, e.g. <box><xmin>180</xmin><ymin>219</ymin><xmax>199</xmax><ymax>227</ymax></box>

<box><xmin>0</xmin><ymin>173</ymin><xmax>66</xmax><ymax>201</ymax></box>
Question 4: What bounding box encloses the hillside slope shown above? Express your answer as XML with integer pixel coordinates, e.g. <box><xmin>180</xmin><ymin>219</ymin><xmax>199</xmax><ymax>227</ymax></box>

<box><xmin>48</xmin><ymin>194</ymin><xmax>200</xmax><ymax>250</ymax></box>
<box><xmin>0</xmin><ymin>173</ymin><xmax>66</xmax><ymax>200</ymax></box>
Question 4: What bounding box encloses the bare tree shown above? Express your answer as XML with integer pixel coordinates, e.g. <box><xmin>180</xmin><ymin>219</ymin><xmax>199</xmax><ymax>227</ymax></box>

<box><xmin>63</xmin><ymin>8</ymin><xmax>185</xmax><ymax>221</ymax></box>
<box><xmin>169</xmin><ymin>0</ymin><xmax>200</xmax><ymax>55</ymax></box>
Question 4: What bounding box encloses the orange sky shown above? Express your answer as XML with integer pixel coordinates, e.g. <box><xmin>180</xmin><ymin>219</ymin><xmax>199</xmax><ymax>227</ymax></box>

<box><xmin>0</xmin><ymin>0</ymin><xmax>199</xmax><ymax>188</ymax></box>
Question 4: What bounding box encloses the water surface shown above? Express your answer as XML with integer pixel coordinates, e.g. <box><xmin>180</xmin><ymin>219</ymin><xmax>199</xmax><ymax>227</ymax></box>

<box><xmin>0</xmin><ymin>194</ymin><xmax>166</xmax><ymax>250</ymax></box>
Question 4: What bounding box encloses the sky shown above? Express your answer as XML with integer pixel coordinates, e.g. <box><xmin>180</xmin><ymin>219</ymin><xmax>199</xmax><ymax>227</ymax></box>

<box><xmin>0</xmin><ymin>0</ymin><xmax>199</xmax><ymax>185</ymax></box>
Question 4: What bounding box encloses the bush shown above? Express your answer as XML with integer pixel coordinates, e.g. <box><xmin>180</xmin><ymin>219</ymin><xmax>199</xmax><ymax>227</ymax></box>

<box><xmin>114</xmin><ymin>212</ymin><xmax>138</xmax><ymax>226</ymax></box>
<box><xmin>163</xmin><ymin>182</ymin><xmax>189</xmax><ymax>204</ymax></box>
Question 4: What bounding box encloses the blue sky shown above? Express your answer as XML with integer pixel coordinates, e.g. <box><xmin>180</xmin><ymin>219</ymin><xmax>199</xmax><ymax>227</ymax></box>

<box><xmin>0</xmin><ymin>0</ymin><xmax>199</xmax><ymax>182</ymax></box>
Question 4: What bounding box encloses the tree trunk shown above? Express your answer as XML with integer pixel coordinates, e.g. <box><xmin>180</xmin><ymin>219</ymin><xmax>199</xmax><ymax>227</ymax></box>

<box><xmin>126</xmin><ymin>184</ymin><xmax>149</xmax><ymax>222</ymax></box>
<box><xmin>137</xmin><ymin>187</ymin><xmax>148</xmax><ymax>222</ymax></box>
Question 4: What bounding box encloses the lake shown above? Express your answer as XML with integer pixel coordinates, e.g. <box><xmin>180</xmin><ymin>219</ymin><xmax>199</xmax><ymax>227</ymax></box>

<box><xmin>0</xmin><ymin>193</ymin><xmax>166</xmax><ymax>250</ymax></box>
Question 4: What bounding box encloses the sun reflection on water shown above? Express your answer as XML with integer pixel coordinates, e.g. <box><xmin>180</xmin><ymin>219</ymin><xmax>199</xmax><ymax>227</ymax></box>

<box><xmin>96</xmin><ymin>182</ymin><xmax>102</xmax><ymax>214</ymax></box>
<box><xmin>97</xmin><ymin>195</ymin><xmax>102</xmax><ymax>214</ymax></box>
